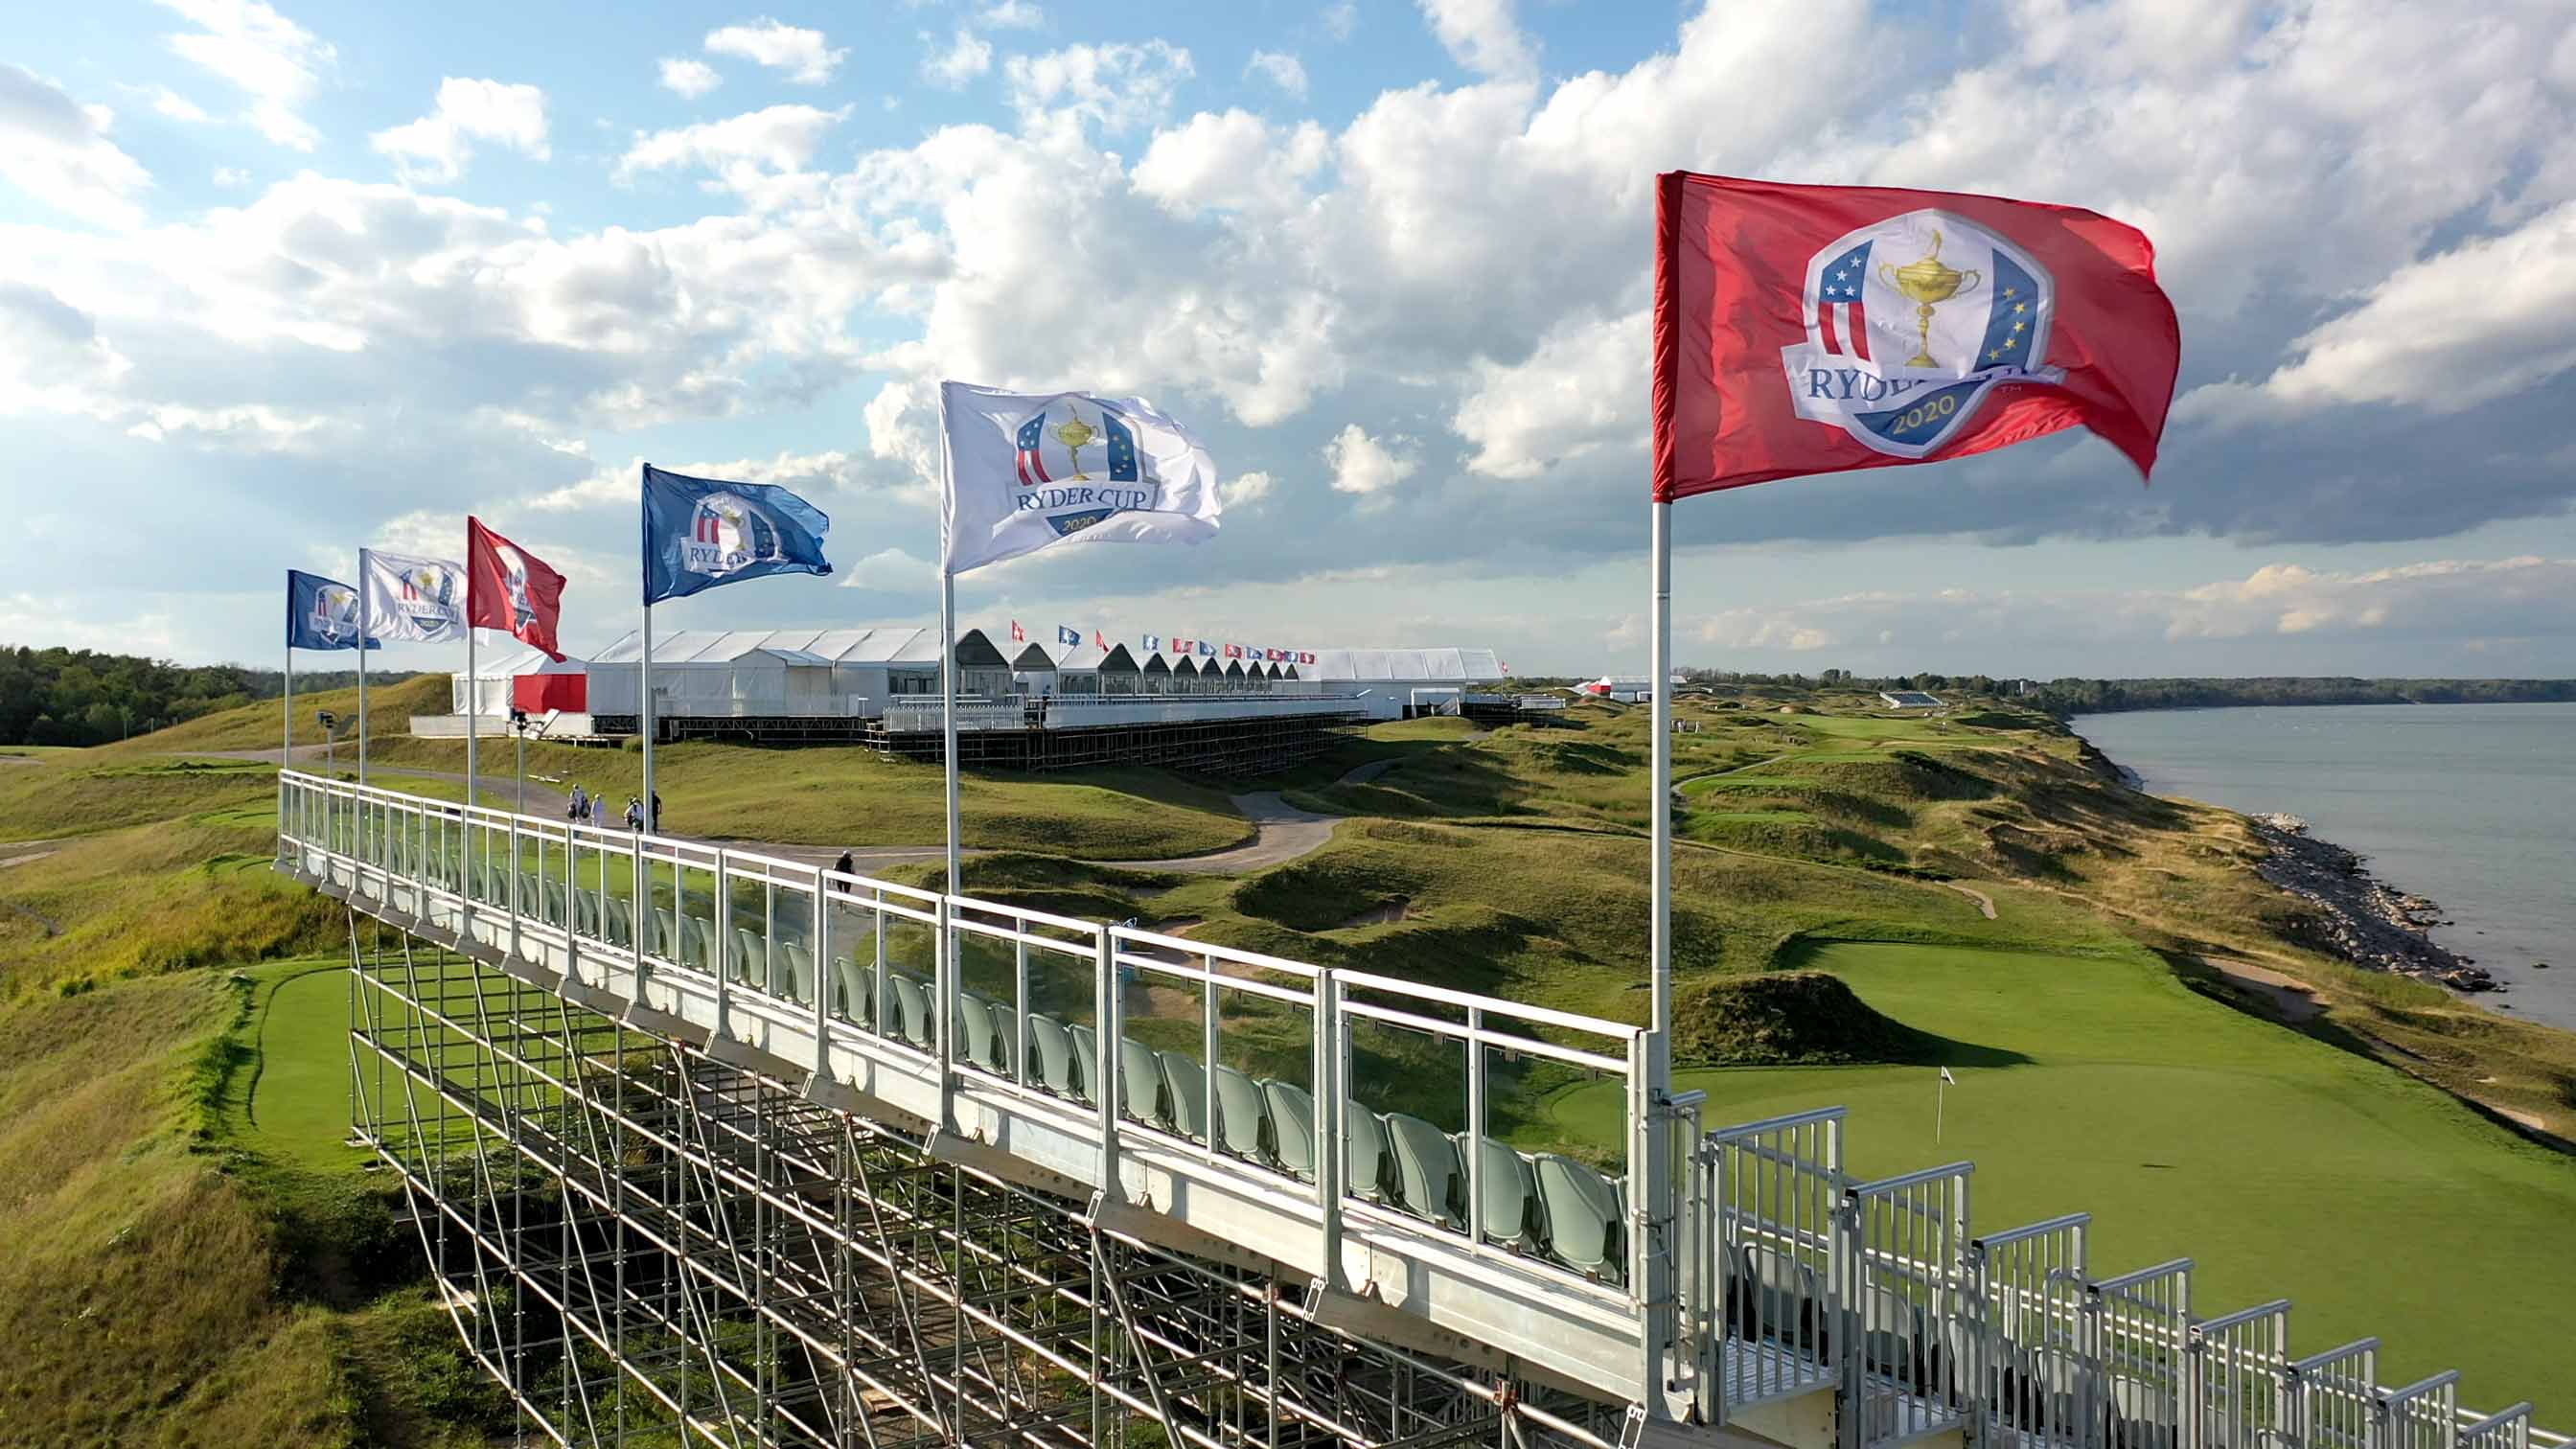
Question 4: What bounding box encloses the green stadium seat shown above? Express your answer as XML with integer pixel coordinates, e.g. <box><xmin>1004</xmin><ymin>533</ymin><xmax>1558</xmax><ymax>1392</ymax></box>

<box><xmin>1030</xmin><ymin>1015</ymin><xmax>1078</xmax><ymax>1097</ymax></box>
<box><xmin>733</xmin><ymin>927</ymin><xmax>766</xmax><ymax>986</ymax></box>
<box><xmin>781</xmin><ymin>943</ymin><xmax>814</xmax><ymax>1004</ymax></box>
<box><xmin>1345</xmin><ymin>1106</ymin><xmax>1392</xmax><ymax>1204</ymax></box>
<box><xmin>1532</xmin><ymin>1155</ymin><xmax>1623</xmax><ymax>1284</ymax></box>
<box><xmin>1262</xmin><ymin>1082</ymin><xmax>1315</xmax><ymax>1182</ymax></box>
<box><xmin>1119</xmin><ymin>1038</ymin><xmax>1165</xmax><ymax>1127</ymax></box>
<box><xmin>1211</xmin><ymin>1065</ymin><xmax>1269</xmax><ymax>1163</ymax></box>
<box><xmin>1383</xmin><ymin>1114</ymin><xmax>1465</xmax><ymax>1230</ymax></box>
<box><xmin>1469</xmin><ymin>1138</ymin><xmax>1538</xmax><ymax>1248</ymax></box>
<box><xmin>959</xmin><ymin>990</ymin><xmax>1007</xmax><ymax>1073</ymax></box>
<box><xmin>1069</xmin><ymin>1026</ymin><xmax>1099</xmax><ymax>1105</ymax></box>
<box><xmin>830</xmin><ymin>956</ymin><xmax>872</xmax><ymax>1026</ymax></box>
<box><xmin>1160</xmin><ymin>1052</ymin><xmax>1208</xmax><ymax>1143</ymax></box>
<box><xmin>889</xmin><ymin>973</ymin><xmax>933</xmax><ymax>1049</ymax></box>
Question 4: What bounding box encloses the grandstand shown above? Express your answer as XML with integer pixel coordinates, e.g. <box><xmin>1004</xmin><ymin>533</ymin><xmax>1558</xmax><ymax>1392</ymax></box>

<box><xmin>1878</xmin><ymin>689</ymin><xmax>1944</xmax><ymax>709</ymax></box>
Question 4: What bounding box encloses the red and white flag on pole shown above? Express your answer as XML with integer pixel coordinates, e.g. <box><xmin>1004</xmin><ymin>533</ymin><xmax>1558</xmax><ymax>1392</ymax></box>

<box><xmin>1650</xmin><ymin>172</ymin><xmax>2179</xmax><ymax>499</ymax></box>
<box><xmin>465</xmin><ymin>517</ymin><xmax>569</xmax><ymax>662</ymax></box>
<box><xmin>1011</xmin><ymin>619</ymin><xmax>1026</xmax><ymax>643</ymax></box>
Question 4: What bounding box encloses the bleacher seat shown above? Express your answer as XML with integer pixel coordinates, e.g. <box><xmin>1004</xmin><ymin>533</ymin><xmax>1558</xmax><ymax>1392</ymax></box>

<box><xmin>734</xmin><ymin>927</ymin><xmax>767</xmax><ymax>987</ymax></box>
<box><xmin>889</xmin><ymin>973</ymin><xmax>934</xmax><ymax>1049</ymax></box>
<box><xmin>1119</xmin><ymin>1039</ymin><xmax>1165</xmax><ymax>1127</ymax></box>
<box><xmin>1160</xmin><ymin>1052</ymin><xmax>1209</xmax><ymax>1143</ymax></box>
<box><xmin>830</xmin><ymin>956</ymin><xmax>872</xmax><ymax>1026</ymax></box>
<box><xmin>1532</xmin><ymin>1155</ymin><xmax>1623</xmax><ymax>1283</ymax></box>
<box><xmin>959</xmin><ymin>990</ymin><xmax>1009</xmax><ymax>1074</ymax></box>
<box><xmin>1030</xmin><ymin>1015</ymin><xmax>1079</xmax><ymax>1097</ymax></box>
<box><xmin>1469</xmin><ymin>1138</ymin><xmax>1538</xmax><ymax>1248</ymax></box>
<box><xmin>1734</xmin><ymin>1243</ymin><xmax>1820</xmax><ymax>1348</ymax></box>
<box><xmin>1346</xmin><ymin>1107</ymin><xmax>1392</xmax><ymax>1204</ymax></box>
<box><xmin>1383</xmin><ymin>1114</ymin><xmax>1465</xmax><ymax>1230</ymax></box>
<box><xmin>781</xmin><ymin>944</ymin><xmax>814</xmax><ymax>1004</ymax></box>
<box><xmin>1211</xmin><ymin>1066</ymin><xmax>1269</xmax><ymax>1162</ymax></box>
<box><xmin>684</xmin><ymin>915</ymin><xmax>713</xmax><ymax>973</ymax></box>
<box><xmin>1263</xmin><ymin>1082</ymin><xmax>1316</xmax><ymax>1182</ymax></box>
<box><xmin>1069</xmin><ymin>1026</ymin><xmax>1099</xmax><ymax>1105</ymax></box>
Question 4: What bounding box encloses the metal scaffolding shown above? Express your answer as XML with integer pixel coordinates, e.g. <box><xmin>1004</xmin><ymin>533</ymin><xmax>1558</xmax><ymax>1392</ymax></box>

<box><xmin>347</xmin><ymin>915</ymin><xmax>1628</xmax><ymax>1449</ymax></box>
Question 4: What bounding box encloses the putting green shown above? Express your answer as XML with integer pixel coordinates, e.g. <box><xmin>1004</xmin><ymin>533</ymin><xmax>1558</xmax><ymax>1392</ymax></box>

<box><xmin>1550</xmin><ymin>941</ymin><xmax>2576</xmax><ymax>1419</ymax></box>
<box><xmin>245</xmin><ymin>963</ymin><xmax>365</xmax><ymax>1171</ymax></box>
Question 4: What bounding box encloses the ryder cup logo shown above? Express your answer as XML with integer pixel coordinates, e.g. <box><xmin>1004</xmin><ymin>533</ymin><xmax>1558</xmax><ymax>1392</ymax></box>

<box><xmin>1781</xmin><ymin>209</ymin><xmax>2065</xmax><ymax>459</ymax></box>
<box><xmin>686</xmin><ymin>493</ymin><xmax>780</xmax><ymax>576</ymax></box>
<box><xmin>493</xmin><ymin>543</ymin><xmax>538</xmax><ymax>631</ymax></box>
<box><xmin>310</xmin><ymin>585</ymin><xmax>358</xmax><ymax>644</ymax></box>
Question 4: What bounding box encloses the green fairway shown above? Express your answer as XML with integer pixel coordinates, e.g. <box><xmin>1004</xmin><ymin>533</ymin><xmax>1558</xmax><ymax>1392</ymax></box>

<box><xmin>1552</xmin><ymin>941</ymin><xmax>2576</xmax><ymax>1418</ymax></box>
<box><xmin>242</xmin><ymin>963</ymin><xmax>364</xmax><ymax>1172</ymax></box>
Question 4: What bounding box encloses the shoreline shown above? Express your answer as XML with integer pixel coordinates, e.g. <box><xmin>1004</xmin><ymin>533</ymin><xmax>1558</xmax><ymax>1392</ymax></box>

<box><xmin>2076</xmin><ymin>732</ymin><xmax>2501</xmax><ymax>996</ymax></box>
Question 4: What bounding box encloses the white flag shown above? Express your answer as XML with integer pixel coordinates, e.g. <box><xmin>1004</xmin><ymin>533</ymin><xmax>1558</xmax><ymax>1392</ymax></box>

<box><xmin>1939</xmin><ymin>1067</ymin><xmax>1958</xmax><ymax>1085</ymax></box>
<box><xmin>939</xmin><ymin>380</ymin><xmax>1220</xmax><ymax>576</ymax></box>
<box><xmin>358</xmin><ymin>547</ymin><xmax>469</xmax><ymax>644</ymax></box>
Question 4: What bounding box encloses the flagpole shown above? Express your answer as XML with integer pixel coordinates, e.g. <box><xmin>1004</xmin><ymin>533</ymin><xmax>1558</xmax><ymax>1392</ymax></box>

<box><xmin>466</xmin><ymin>622</ymin><xmax>479</xmax><ymax>812</ymax></box>
<box><xmin>283</xmin><ymin>641</ymin><xmax>292</xmax><ymax>767</ymax></box>
<box><xmin>356</xmin><ymin>550</ymin><xmax>370</xmax><ymax>787</ymax></box>
<box><xmin>941</xmin><ymin>567</ymin><xmax>960</xmax><ymax>891</ymax></box>
<box><xmin>640</xmin><ymin>599</ymin><xmax>656</xmax><ymax>827</ymax></box>
<box><xmin>1640</xmin><ymin>494</ymin><xmax>1674</xmax><ymax>1369</ymax></box>
<box><xmin>1937</xmin><ymin>1073</ymin><xmax>1946</xmax><ymax>1145</ymax></box>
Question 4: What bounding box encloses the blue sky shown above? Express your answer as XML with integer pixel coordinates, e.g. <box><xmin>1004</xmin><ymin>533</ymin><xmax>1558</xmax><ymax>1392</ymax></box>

<box><xmin>5</xmin><ymin>0</ymin><xmax>2575</xmax><ymax>678</ymax></box>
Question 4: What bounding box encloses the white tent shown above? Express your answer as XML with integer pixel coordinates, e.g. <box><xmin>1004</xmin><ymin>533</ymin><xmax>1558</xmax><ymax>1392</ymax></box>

<box><xmin>586</xmin><ymin>625</ymin><xmax>1016</xmax><ymax>719</ymax></box>
<box><xmin>1302</xmin><ymin>647</ymin><xmax>1508</xmax><ymax>719</ymax></box>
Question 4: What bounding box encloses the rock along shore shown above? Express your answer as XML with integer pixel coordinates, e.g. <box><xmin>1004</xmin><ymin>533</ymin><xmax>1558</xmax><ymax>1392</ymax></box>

<box><xmin>2243</xmin><ymin>812</ymin><xmax>2497</xmax><ymax>994</ymax></box>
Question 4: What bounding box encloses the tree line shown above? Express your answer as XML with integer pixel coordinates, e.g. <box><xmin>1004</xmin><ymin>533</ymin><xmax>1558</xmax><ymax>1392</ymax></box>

<box><xmin>0</xmin><ymin>645</ymin><xmax>422</xmax><ymax>747</ymax></box>
<box><xmin>2024</xmin><ymin>677</ymin><xmax>2576</xmax><ymax>716</ymax></box>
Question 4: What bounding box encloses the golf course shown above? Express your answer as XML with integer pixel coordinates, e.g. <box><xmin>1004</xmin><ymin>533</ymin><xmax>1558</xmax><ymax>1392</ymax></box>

<box><xmin>3</xmin><ymin>677</ymin><xmax>2572</xmax><ymax>1437</ymax></box>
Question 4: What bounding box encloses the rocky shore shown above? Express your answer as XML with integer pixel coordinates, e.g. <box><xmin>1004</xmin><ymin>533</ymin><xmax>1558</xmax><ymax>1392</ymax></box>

<box><xmin>2244</xmin><ymin>813</ymin><xmax>2499</xmax><ymax>993</ymax></box>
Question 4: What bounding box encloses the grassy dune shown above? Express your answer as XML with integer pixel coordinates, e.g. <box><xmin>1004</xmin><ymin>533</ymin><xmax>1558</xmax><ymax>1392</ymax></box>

<box><xmin>97</xmin><ymin>674</ymin><xmax>452</xmax><ymax>756</ymax></box>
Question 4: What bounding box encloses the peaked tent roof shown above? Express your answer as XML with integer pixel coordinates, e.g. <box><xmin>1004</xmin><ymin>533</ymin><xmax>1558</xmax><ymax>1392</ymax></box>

<box><xmin>590</xmin><ymin>627</ymin><xmax>944</xmax><ymax>666</ymax></box>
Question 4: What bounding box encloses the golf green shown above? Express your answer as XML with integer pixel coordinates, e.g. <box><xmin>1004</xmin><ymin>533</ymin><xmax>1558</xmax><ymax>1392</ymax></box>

<box><xmin>1551</xmin><ymin>941</ymin><xmax>2576</xmax><ymax>1419</ymax></box>
<box><xmin>246</xmin><ymin>964</ymin><xmax>366</xmax><ymax>1171</ymax></box>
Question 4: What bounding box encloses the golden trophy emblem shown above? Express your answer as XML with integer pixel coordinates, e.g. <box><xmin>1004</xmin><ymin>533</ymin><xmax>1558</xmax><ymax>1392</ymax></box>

<box><xmin>1878</xmin><ymin>229</ymin><xmax>1982</xmax><ymax>368</ymax></box>
<box><xmin>1052</xmin><ymin>406</ymin><xmax>1099</xmax><ymax>480</ymax></box>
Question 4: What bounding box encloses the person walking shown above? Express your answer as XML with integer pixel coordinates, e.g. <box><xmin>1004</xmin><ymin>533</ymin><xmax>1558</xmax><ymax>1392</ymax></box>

<box><xmin>651</xmin><ymin>792</ymin><xmax>662</xmax><ymax>832</ymax></box>
<box><xmin>624</xmin><ymin>796</ymin><xmax>644</xmax><ymax>832</ymax></box>
<box><xmin>568</xmin><ymin>782</ymin><xmax>588</xmax><ymax>822</ymax></box>
<box><xmin>832</xmin><ymin>849</ymin><xmax>855</xmax><ymax>876</ymax></box>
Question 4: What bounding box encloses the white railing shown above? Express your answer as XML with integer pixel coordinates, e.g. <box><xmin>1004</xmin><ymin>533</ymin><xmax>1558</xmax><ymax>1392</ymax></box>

<box><xmin>276</xmin><ymin>770</ymin><xmax>2567</xmax><ymax>1446</ymax></box>
<box><xmin>274</xmin><ymin>770</ymin><xmax>1653</xmax><ymax>1322</ymax></box>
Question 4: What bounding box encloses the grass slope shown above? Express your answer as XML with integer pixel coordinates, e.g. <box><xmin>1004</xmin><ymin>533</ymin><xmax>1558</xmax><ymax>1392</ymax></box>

<box><xmin>96</xmin><ymin>674</ymin><xmax>452</xmax><ymax>756</ymax></box>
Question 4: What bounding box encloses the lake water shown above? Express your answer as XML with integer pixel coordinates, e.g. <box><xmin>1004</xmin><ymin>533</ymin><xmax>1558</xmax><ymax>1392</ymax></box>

<box><xmin>2071</xmin><ymin>702</ymin><xmax>2576</xmax><ymax>1030</ymax></box>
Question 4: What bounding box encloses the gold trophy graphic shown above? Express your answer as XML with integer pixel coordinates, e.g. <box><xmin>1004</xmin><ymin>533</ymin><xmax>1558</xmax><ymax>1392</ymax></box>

<box><xmin>1879</xmin><ymin>229</ymin><xmax>1982</xmax><ymax>368</ymax></box>
<box><xmin>1052</xmin><ymin>405</ymin><xmax>1100</xmax><ymax>480</ymax></box>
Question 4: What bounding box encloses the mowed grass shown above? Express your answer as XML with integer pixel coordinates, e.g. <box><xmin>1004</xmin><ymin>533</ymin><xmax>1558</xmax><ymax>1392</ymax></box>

<box><xmin>0</xmin><ymin>754</ymin><xmax>280</xmax><ymax>841</ymax></box>
<box><xmin>1551</xmin><ymin>941</ymin><xmax>2576</xmax><ymax>1419</ymax></box>
<box><xmin>97</xmin><ymin>673</ymin><xmax>450</xmax><ymax>756</ymax></box>
<box><xmin>241</xmin><ymin>962</ymin><xmax>367</xmax><ymax>1173</ymax></box>
<box><xmin>365</xmin><ymin>734</ymin><xmax>1254</xmax><ymax>861</ymax></box>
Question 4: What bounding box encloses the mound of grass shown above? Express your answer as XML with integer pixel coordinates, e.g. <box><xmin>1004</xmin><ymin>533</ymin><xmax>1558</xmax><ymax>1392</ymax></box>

<box><xmin>0</xmin><ymin>754</ymin><xmax>281</xmax><ymax>841</ymax></box>
<box><xmin>1671</xmin><ymin>969</ymin><xmax>1951</xmax><ymax>1066</ymax></box>
<box><xmin>103</xmin><ymin>674</ymin><xmax>453</xmax><ymax>756</ymax></box>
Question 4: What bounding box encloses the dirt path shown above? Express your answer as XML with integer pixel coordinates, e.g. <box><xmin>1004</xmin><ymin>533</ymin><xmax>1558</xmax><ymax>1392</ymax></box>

<box><xmin>1942</xmin><ymin>882</ymin><xmax>1998</xmax><ymax>920</ymax></box>
<box><xmin>2195</xmin><ymin>955</ymin><xmax>2324</xmax><ymax>1024</ymax></box>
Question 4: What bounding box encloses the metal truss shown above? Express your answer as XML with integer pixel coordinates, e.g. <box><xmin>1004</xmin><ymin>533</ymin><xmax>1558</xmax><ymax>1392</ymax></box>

<box><xmin>347</xmin><ymin>914</ymin><xmax>1626</xmax><ymax>1449</ymax></box>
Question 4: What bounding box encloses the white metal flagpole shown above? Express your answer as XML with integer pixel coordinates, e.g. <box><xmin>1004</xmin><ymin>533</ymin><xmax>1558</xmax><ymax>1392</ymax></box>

<box><xmin>356</xmin><ymin>549</ymin><xmax>370</xmax><ymax>787</ymax></box>
<box><xmin>466</xmin><ymin>622</ymin><xmax>478</xmax><ymax>811</ymax></box>
<box><xmin>941</xmin><ymin>567</ymin><xmax>960</xmax><ymax>891</ymax></box>
<box><xmin>283</xmin><ymin>641</ymin><xmax>292</xmax><ymax>767</ymax></box>
<box><xmin>639</xmin><ymin>599</ymin><xmax>655</xmax><ymax>829</ymax></box>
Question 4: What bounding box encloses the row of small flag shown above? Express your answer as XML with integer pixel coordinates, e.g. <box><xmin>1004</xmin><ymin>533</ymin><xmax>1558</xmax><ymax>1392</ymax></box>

<box><xmin>1006</xmin><ymin>620</ymin><xmax>1317</xmax><ymax>665</ymax></box>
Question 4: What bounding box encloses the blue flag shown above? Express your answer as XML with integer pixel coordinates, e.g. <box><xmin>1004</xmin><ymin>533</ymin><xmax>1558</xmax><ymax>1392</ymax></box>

<box><xmin>286</xmin><ymin>570</ymin><xmax>378</xmax><ymax>651</ymax></box>
<box><xmin>641</xmin><ymin>463</ymin><xmax>833</xmax><ymax>605</ymax></box>
<box><xmin>1056</xmin><ymin>625</ymin><xmax>1080</xmax><ymax>647</ymax></box>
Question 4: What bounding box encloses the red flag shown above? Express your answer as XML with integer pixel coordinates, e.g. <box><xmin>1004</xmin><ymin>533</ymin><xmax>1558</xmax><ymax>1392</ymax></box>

<box><xmin>1651</xmin><ymin>172</ymin><xmax>2178</xmax><ymax>501</ymax></box>
<box><xmin>1093</xmin><ymin>629</ymin><xmax>1108</xmax><ymax>651</ymax></box>
<box><xmin>1011</xmin><ymin>619</ymin><xmax>1026</xmax><ymax>642</ymax></box>
<box><xmin>465</xmin><ymin>517</ymin><xmax>568</xmax><ymax>662</ymax></box>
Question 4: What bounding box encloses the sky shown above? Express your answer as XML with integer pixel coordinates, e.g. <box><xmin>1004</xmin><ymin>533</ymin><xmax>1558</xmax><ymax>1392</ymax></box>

<box><xmin>4</xmin><ymin>0</ymin><xmax>2575</xmax><ymax>680</ymax></box>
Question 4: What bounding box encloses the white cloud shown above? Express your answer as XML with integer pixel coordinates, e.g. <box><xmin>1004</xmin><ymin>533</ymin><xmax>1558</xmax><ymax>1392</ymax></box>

<box><xmin>150</xmin><ymin>88</ymin><xmax>212</xmax><ymax>123</ymax></box>
<box><xmin>0</xmin><ymin>281</ymin><xmax>131</xmax><ymax>419</ymax></box>
<box><xmin>615</xmin><ymin>104</ymin><xmax>848</xmax><ymax>202</ymax></box>
<box><xmin>657</xmin><ymin>58</ymin><xmax>723</xmax><ymax>100</ymax></box>
<box><xmin>372</xmin><ymin>78</ymin><xmax>550</xmax><ymax>184</ymax></box>
<box><xmin>1417</xmin><ymin>0</ymin><xmax>1535</xmax><ymax>80</ymax></box>
<box><xmin>1133</xmin><ymin>109</ymin><xmax>1327</xmax><ymax>217</ymax></box>
<box><xmin>1323</xmin><ymin>425</ymin><xmax>1416</xmax><ymax>495</ymax></box>
<box><xmin>2208</xmin><ymin>199</ymin><xmax>2576</xmax><ymax>417</ymax></box>
<box><xmin>0</xmin><ymin>66</ymin><xmax>151</xmax><ymax>228</ymax></box>
<box><xmin>1322</xmin><ymin>2</ymin><xmax>1358</xmax><ymax>41</ymax></box>
<box><xmin>977</xmin><ymin>0</ymin><xmax>1045</xmax><ymax>29</ymax></box>
<box><xmin>1004</xmin><ymin>41</ymin><xmax>1194</xmax><ymax>135</ymax></box>
<box><xmin>840</xmin><ymin>546</ymin><xmax>937</xmax><ymax>589</ymax></box>
<box><xmin>156</xmin><ymin>0</ymin><xmax>333</xmax><ymax>151</ymax></box>
<box><xmin>704</xmin><ymin>17</ymin><xmax>847</xmax><ymax>84</ymax></box>
<box><xmin>922</xmin><ymin>30</ymin><xmax>994</xmax><ymax>89</ymax></box>
<box><xmin>1245</xmin><ymin>50</ymin><xmax>1308</xmax><ymax>99</ymax></box>
<box><xmin>212</xmin><ymin>166</ymin><xmax>248</xmax><ymax>186</ymax></box>
<box><xmin>1228</xmin><ymin>471</ymin><xmax>1276</xmax><ymax>506</ymax></box>
<box><xmin>1452</xmin><ymin>309</ymin><xmax>1643</xmax><ymax>478</ymax></box>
